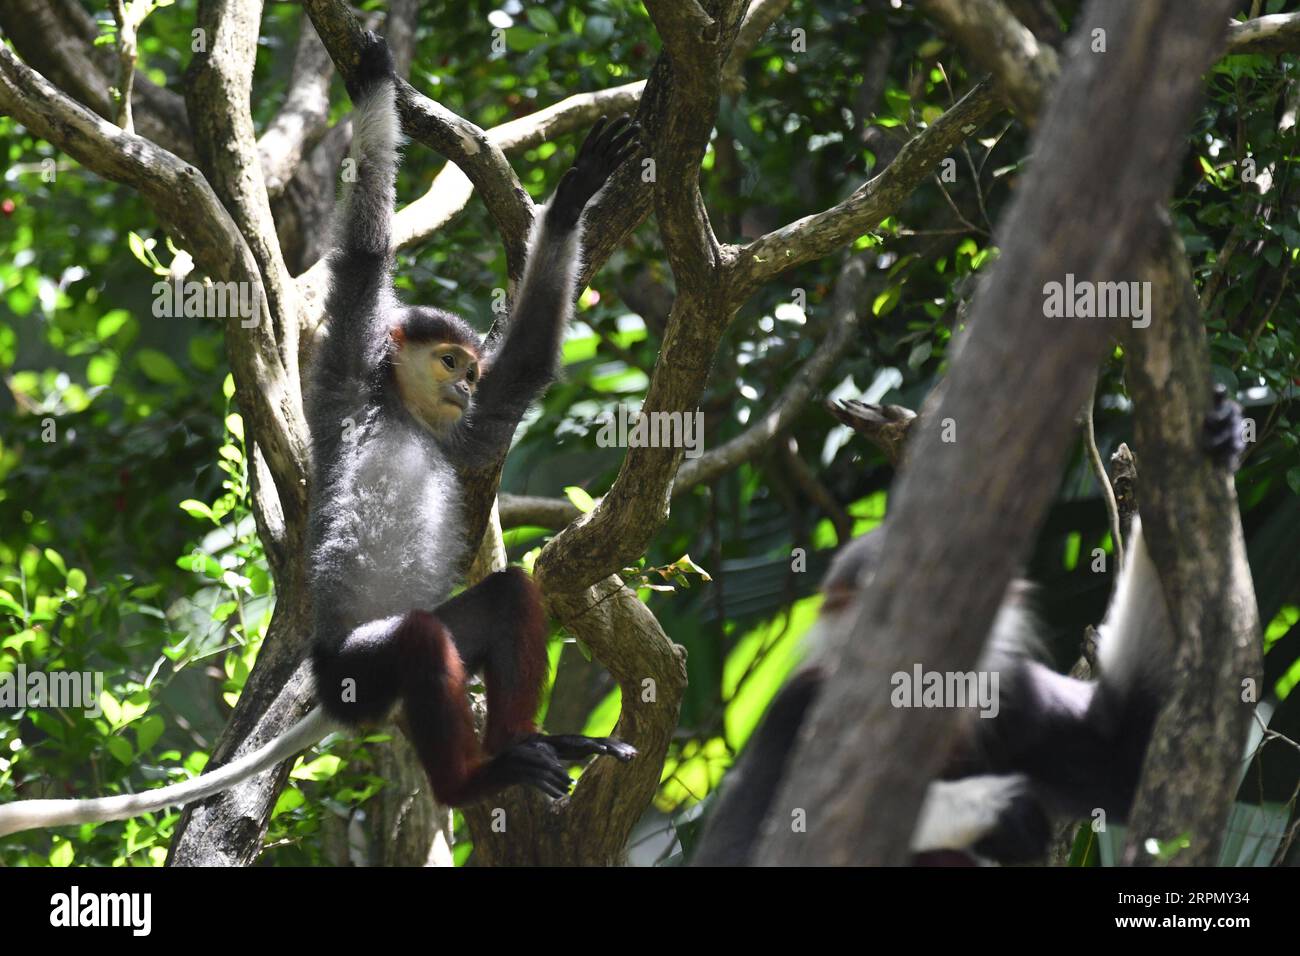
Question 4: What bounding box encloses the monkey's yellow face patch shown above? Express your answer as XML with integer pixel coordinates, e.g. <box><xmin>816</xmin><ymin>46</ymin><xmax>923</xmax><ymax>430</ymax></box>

<box><xmin>394</xmin><ymin>342</ymin><xmax>481</xmax><ymax>434</ymax></box>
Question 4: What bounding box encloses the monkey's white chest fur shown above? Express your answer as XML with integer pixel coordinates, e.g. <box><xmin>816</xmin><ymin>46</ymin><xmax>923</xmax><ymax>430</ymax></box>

<box><xmin>315</xmin><ymin>419</ymin><xmax>468</xmax><ymax>627</ymax></box>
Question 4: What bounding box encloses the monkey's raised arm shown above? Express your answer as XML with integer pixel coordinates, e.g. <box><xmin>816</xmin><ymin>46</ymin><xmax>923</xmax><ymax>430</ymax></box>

<box><xmin>457</xmin><ymin>117</ymin><xmax>640</xmax><ymax>466</ymax></box>
<box><xmin>319</xmin><ymin>32</ymin><xmax>401</xmax><ymax>386</ymax></box>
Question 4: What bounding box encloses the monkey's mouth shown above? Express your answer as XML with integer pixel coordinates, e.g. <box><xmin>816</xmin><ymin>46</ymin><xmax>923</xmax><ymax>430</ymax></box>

<box><xmin>443</xmin><ymin>395</ymin><xmax>468</xmax><ymax>411</ymax></box>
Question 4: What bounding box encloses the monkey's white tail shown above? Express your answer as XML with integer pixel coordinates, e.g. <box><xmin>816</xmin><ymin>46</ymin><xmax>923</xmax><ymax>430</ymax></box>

<box><xmin>0</xmin><ymin>706</ymin><xmax>336</xmax><ymax>837</ymax></box>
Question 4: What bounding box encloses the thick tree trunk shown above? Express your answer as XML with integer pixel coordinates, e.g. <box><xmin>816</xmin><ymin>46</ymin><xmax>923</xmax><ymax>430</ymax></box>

<box><xmin>757</xmin><ymin>0</ymin><xmax>1238</xmax><ymax>866</ymax></box>
<box><xmin>1120</xmin><ymin>231</ymin><xmax>1262</xmax><ymax>866</ymax></box>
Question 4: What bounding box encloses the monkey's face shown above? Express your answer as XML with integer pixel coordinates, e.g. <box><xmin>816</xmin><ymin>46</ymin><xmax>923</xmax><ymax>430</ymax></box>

<box><xmin>394</xmin><ymin>341</ymin><xmax>481</xmax><ymax>434</ymax></box>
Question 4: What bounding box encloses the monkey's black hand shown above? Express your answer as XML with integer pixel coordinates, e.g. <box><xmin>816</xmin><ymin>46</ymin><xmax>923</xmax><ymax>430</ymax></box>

<box><xmin>549</xmin><ymin>115</ymin><xmax>642</xmax><ymax>230</ymax></box>
<box><xmin>531</xmin><ymin>733</ymin><xmax>638</xmax><ymax>763</ymax></box>
<box><xmin>1202</xmin><ymin>383</ymin><xmax>1245</xmax><ymax>473</ymax></box>
<box><xmin>492</xmin><ymin>737</ymin><xmax>574</xmax><ymax>800</ymax></box>
<box><xmin>345</xmin><ymin>30</ymin><xmax>396</xmax><ymax>102</ymax></box>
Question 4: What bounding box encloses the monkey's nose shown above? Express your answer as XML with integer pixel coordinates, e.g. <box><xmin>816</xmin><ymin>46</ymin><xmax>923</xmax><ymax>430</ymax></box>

<box><xmin>455</xmin><ymin>381</ymin><xmax>471</xmax><ymax>396</ymax></box>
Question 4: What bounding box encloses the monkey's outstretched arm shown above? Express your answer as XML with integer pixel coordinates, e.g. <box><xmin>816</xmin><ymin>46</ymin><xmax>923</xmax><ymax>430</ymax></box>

<box><xmin>459</xmin><ymin>116</ymin><xmax>640</xmax><ymax>466</ymax></box>
<box><xmin>319</xmin><ymin>31</ymin><xmax>401</xmax><ymax>382</ymax></box>
<box><xmin>0</xmin><ymin>707</ymin><xmax>336</xmax><ymax>838</ymax></box>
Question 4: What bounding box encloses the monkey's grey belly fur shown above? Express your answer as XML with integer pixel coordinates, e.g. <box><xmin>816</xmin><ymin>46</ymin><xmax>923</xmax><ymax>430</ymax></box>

<box><xmin>309</xmin><ymin>414</ymin><xmax>468</xmax><ymax>635</ymax></box>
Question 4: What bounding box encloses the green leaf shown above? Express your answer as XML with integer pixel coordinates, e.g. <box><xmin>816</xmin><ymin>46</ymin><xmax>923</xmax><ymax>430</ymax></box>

<box><xmin>135</xmin><ymin>714</ymin><xmax>165</xmax><ymax>752</ymax></box>
<box><xmin>564</xmin><ymin>486</ymin><xmax>596</xmax><ymax>513</ymax></box>
<box><xmin>271</xmin><ymin>786</ymin><xmax>306</xmax><ymax>818</ymax></box>
<box><xmin>916</xmin><ymin>38</ymin><xmax>946</xmax><ymax>59</ymax></box>
<box><xmin>212</xmin><ymin>600</ymin><xmax>238</xmax><ymax>623</ymax></box>
<box><xmin>28</xmin><ymin>710</ymin><xmax>65</xmax><ymax>741</ymax></box>
<box><xmin>66</xmin><ymin>568</ymin><xmax>87</xmax><ymax>594</ymax></box>
<box><xmin>127</xmin><ymin>231</ymin><xmax>152</xmax><ymax>269</ymax></box>
<box><xmin>86</xmin><ymin>352</ymin><xmax>119</xmax><ymax>387</ymax></box>
<box><xmin>119</xmin><ymin>691</ymin><xmax>150</xmax><ymax>726</ymax></box>
<box><xmin>562</xmin><ymin>334</ymin><xmax>598</xmax><ymax>363</ymax></box>
<box><xmin>178</xmin><ymin>499</ymin><xmax>215</xmax><ymax>522</ymax></box>
<box><xmin>248</xmin><ymin>565</ymin><xmax>271</xmax><ymax>596</ymax></box>
<box><xmin>872</xmin><ymin>286</ymin><xmax>901</xmax><ymax>316</ymax></box>
<box><xmin>526</xmin><ymin>8</ymin><xmax>559</xmax><ymax>33</ymax></box>
<box><xmin>105</xmin><ymin>735</ymin><xmax>134</xmax><ymax>765</ymax></box>
<box><xmin>671</xmin><ymin>553</ymin><xmax>713</xmax><ymax>582</ymax></box>
<box><xmin>137</xmin><ymin>348</ymin><xmax>185</xmax><ymax>385</ymax></box>
<box><xmin>49</xmin><ymin>841</ymin><xmax>75</xmax><ymax>867</ymax></box>
<box><xmin>42</xmin><ymin>548</ymin><xmax>67</xmax><ymax>576</ymax></box>
<box><xmin>96</xmin><ymin>309</ymin><xmax>131</xmax><ymax>340</ymax></box>
<box><xmin>189</xmin><ymin>335</ymin><xmax>221</xmax><ymax>371</ymax></box>
<box><xmin>0</xmin><ymin>588</ymin><xmax>23</xmax><ymax>615</ymax></box>
<box><xmin>99</xmin><ymin>691</ymin><xmax>122</xmax><ymax>725</ymax></box>
<box><xmin>291</xmin><ymin>754</ymin><xmax>342</xmax><ymax>781</ymax></box>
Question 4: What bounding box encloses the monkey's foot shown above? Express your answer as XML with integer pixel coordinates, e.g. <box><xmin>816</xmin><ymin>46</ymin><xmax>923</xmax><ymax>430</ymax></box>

<box><xmin>490</xmin><ymin>737</ymin><xmax>573</xmax><ymax>800</ymax></box>
<box><xmin>1202</xmin><ymin>383</ymin><xmax>1245</xmax><ymax>472</ymax></box>
<box><xmin>530</xmin><ymin>733</ymin><xmax>638</xmax><ymax>764</ymax></box>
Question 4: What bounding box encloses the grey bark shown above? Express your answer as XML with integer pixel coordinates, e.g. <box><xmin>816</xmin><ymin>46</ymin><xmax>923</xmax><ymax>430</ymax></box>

<box><xmin>755</xmin><ymin>0</ymin><xmax>1238</xmax><ymax>866</ymax></box>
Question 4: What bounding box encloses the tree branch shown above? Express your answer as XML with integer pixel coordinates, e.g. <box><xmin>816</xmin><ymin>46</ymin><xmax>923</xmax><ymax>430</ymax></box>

<box><xmin>302</xmin><ymin>0</ymin><xmax>535</xmax><ymax>275</ymax></box>
<box><xmin>291</xmin><ymin>78</ymin><xmax>648</xmax><ymax>338</ymax></box>
<box><xmin>1120</xmin><ymin>230</ymin><xmax>1262</xmax><ymax>866</ymax></box>
<box><xmin>641</xmin><ymin>1</ymin><xmax>743</xmax><ymax>295</ymax></box>
<box><xmin>258</xmin><ymin>13</ymin><xmax>335</xmax><ymax>198</ymax></box>
<box><xmin>109</xmin><ymin>0</ymin><xmax>138</xmax><ymax>132</ymax></box>
<box><xmin>1227</xmin><ymin>12</ymin><xmax>1300</xmax><ymax>55</ymax></box>
<box><xmin>530</xmin><ymin>2</ymin><xmax>748</xmax><ymax>591</ymax></box>
<box><xmin>721</xmin><ymin>0</ymin><xmax>793</xmax><ymax>97</ymax></box>
<box><xmin>498</xmin><ymin>493</ymin><xmax>584</xmax><ymax>530</ymax></box>
<box><xmin>0</xmin><ymin>0</ymin><xmax>195</xmax><ymax>162</ymax></box>
<box><xmin>464</xmin><ymin>577</ymin><xmax>688</xmax><ymax>865</ymax></box>
<box><xmin>166</xmin><ymin>0</ymin><xmax>318</xmax><ymax>863</ymax></box>
<box><xmin>725</xmin><ymin>80</ymin><xmax>1002</xmax><ymax>306</ymax></box>
<box><xmin>499</xmin><ymin>255</ymin><xmax>865</xmax><ymax>530</ymax></box>
<box><xmin>677</xmin><ymin>255</ymin><xmax>866</xmax><ymax>488</ymax></box>
<box><xmin>923</xmin><ymin>0</ymin><xmax>1263</xmax><ymax>866</ymax></box>
<box><xmin>393</xmin><ymin>81</ymin><xmax>647</xmax><ymax>251</ymax></box>
<box><xmin>917</xmin><ymin>0</ymin><xmax>1060</xmax><ymax>123</ymax></box>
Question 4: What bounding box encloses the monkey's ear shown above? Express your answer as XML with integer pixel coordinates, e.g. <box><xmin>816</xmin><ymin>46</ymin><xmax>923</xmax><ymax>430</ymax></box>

<box><xmin>389</xmin><ymin>325</ymin><xmax>406</xmax><ymax>347</ymax></box>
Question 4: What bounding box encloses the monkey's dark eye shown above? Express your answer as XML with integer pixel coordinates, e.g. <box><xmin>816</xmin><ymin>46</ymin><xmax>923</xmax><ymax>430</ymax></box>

<box><xmin>466</xmin><ymin>368</ymin><xmax>477</xmax><ymax>383</ymax></box>
<box><xmin>441</xmin><ymin>354</ymin><xmax>456</xmax><ymax>370</ymax></box>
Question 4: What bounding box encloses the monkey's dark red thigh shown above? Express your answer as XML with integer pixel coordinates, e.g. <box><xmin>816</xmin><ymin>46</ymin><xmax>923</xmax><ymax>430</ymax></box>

<box><xmin>319</xmin><ymin>610</ymin><xmax>571</xmax><ymax>805</ymax></box>
<box><xmin>434</xmin><ymin>567</ymin><xmax>549</xmax><ymax>752</ymax></box>
<box><xmin>435</xmin><ymin>571</ymin><xmax>638</xmax><ymax>767</ymax></box>
<box><xmin>388</xmin><ymin>609</ymin><xmax>495</xmax><ymax>803</ymax></box>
